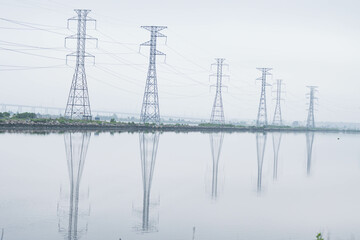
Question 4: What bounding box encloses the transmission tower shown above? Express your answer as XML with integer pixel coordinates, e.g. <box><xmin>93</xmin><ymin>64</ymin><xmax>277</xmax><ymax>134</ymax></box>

<box><xmin>272</xmin><ymin>132</ymin><xmax>282</xmax><ymax>180</ymax></box>
<box><xmin>256</xmin><ymin>68</ymin><xmax>272</xmax><ymax>126</ymax></box>
<box><xmin>64</xmin><ymin>9</ymin><xmax>97</xmax><ymax>120</ymax></box>
<box><xmin>256</xmin><ymin>132</ymin><xmax>267</xmax><ymax>193</ymax></box>
<box><xmin>136</xmin><ymin>132</ymin><xmax>160</xmax><ymax>232</ymax></box>
<box><xmin>58</xmin><ymin>132</ymin><xmax>91</xmax><ymax>240</ymax></box>
<box><xmin>209</xmin><ymin>133</ymin><xmax>224</xmax><ymax>199</ymax></box>
<box><xmin>210</xmin><ymin>58</ymin><xmax>229</xmax><ymax>124</ymax></box>
<box><xmin>305</xmin><ymin>132</ymin><xmax>315</xmax><ymax>175</ymax></box>
<box><xmin>272</xmin><ymin>79</ymin><xmax>284</xmax><ymax>125</ymax></box>
<box><xmin>139</xmin><ymin>26</ymin><xmax>167</xmax><ymax>124</ymax></box>
<box><xmin>306</xmin><ymin>86</ymin><xmax>318</xmax><ymax>128</ymax></box>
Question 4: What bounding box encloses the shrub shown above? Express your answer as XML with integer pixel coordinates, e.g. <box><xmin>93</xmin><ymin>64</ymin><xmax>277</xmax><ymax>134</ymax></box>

<box><xmin>13</xmin><ymin>112</ymin><xmax>37</xmax><ymax>119</ymax></box>
<box><xmin>31</xmin><ymin>118</ymin><xmax>47</xmax><ymax>123</ymax></box>
<box><xmin>316</xmin><ymin>233</ymin><xmax>324</xmax><ymax>240</ymax></box>
<box><xmin>0</xmin><ymin>112</ymin><xmax>10</xmax><ymax>119</ymax></box>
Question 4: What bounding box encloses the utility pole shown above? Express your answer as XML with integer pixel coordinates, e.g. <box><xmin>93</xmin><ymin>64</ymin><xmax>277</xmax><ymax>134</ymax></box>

<box><xmin>256</xmin><ymin>68</ymin><xmax>272</xmax><ymax>126</ymax></box>
<box><xmin>210</xmin><ymin>58</ymin><xmax>229</xmax><ymax>124</ymax></box>
<box><xmin>65</xmin><ymin>9</ymin><xmax>97</xmax><ymax>120</ymax></box>
<box><xmin>306</xmin><ymin>86</ymin><xmax>318</xmax><ymax>128</ymax></box>
<box><xmin>272</xmin><ymin>79</ymin><xmax>284</xmax><ymax>125</ymax></box>
<box><xmin>139</xmin><ymin>26</ymin><xmax>167</xmax><ymax>124</ymax></box>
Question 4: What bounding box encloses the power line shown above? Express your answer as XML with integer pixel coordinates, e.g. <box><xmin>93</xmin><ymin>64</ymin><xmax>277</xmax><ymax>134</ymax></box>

<box><xmin>0</xmin><ymin>17</ymin><xmax>67</xmax><ymax>36</ymax></box>
<box><xmin>0</xmin><ymin>46</ymin><xmax>65</xmax><ymax>60</ymax></box>
<box><xmin>0</xmin><ymin>26</ymin><xmax>63</xmax><ymax>30</ymax></box>
<box><xmin>94</xmin><ymin>28</ymin><xmax>224</xmax><ymax>89</ymax></box>
<box><xmin>165</xmin><ymin>44</ymin><xmax>209</xmax><ymax>72</ymax></box>
<box><xmin>87</xmin><ymin>74</ymin><xmax>141</xmax><ymax>95</ymax></box>
<box><xmin>163</xmin><ymin>63</ymin><xmax>208</xmax><ymax>86</ymax></box>
<box><xmin>96</xmin><ymin>29</ymin><xmax>146</xmax><ymax>56</ymax></box>
<box><xmin>95</xmin><ymin>65</ymin><xmax>208</xmax><ymax>97</ymax></box>
<box><xmin>0</xmin><ymin>64</ymin><xmax>66</xmax><ymax>71</ymax></box>
<box><xmin>0</xmin><ymin>40</ymin><xmax>65</xmax><ymax>51</ymax></box>
<box><xmin>95</xmin><ymin>65</ymin><xmax>144</xmax><ymax>87</ymax></box>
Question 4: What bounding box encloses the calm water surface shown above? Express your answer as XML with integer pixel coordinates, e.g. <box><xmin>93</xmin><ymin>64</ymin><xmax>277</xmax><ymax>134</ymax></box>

<box><xmin>0</xmin><ymin>131</ymin><xmax>359</xmax><ymax>240</ymax></box>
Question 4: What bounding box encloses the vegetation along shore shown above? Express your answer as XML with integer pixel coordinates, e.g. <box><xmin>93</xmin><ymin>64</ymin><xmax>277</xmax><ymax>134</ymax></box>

<box><xmin>0</xmin><ymin>112</ymin><xmax>357</xmax><ymax>133</ymax></box>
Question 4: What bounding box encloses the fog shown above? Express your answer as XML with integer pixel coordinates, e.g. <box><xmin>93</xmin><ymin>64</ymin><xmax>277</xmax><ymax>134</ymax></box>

<box><xmin>0</xmin><ymin>0</ymin><xmax>359</xmax><ymax>123</ymax></box>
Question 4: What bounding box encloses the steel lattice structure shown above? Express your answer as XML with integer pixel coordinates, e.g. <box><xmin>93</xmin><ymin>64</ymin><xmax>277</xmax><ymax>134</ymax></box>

<box><xmin>272</xmin><ymin>133</ymin><xmax>282</xmax><ymax>180</ymax></box>
<box><xmin>272</xmin><ymin>79</ymin><xmax>284</xmax><ymax>125</ymax></box>
<box><xmin>137</xmin><ymin>132</ymin><xmax>160</xmax><ymax>232</ymax></box>
<box><xmin>65</xmin><ymin>9</ymin><xmax>97</xmax><ymax>120</ymax></box>
<box><xmin>305</xmin><ymin>132</ymin><xmax>315</xmax><ymax>175</ymax></box>
<box><xmin>256</xmin><ymin>132</ymin><xmax>267</xmax><ymax>193</ymax></box>
<box><xmin>210</xmin><ymin>58</ymin><xmax>228</xmax><ymax>124</ymax></box>
<box><xmin>306</xmin><ymin>86</ymin><xmax>318</xmax><ymax>128</ymax></box>
<box><xmin>140</xmin><ymin>26</ymin><xmax>167</xmax><ymax>124</ymax></box>
<box><xmin>209</xmin><ymin>133</ymin><xmax>224</xmax><ymax>199</ymax></box>
<box><xmin>256</xmin><ymin>68</ymin><xmax>272</xmax><ymax>126</ymax></box>
<box><xmin>58</xmin><ymin>132</ymin><xmax>91</xmax><ymax>240</ymax></box>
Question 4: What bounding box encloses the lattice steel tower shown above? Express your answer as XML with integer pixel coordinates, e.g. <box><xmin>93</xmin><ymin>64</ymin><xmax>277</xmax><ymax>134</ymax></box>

<box><xmin>137</xmin><ymin>132</ymin><xmax>160</xmax><ymax>232</ymax></box>
<box><xmin>306</xmin><ymin>132</ymin><xmax>315</xmax><ymax>175</ymax></box>
<box><xmin>306</xmin><ymin>86</ymin><xmax>318</xmax><ymax>128</ymax></box>
<box><xmin>256</xmin><ymin>68</ymin><xmax>272</xmax><ymax>126</ymax></box>
<box><xmin>58</xmin><ymin>132</ymin><xmax>91</xmax><ymax>240</ymax></box>
<box><xmin>272</xmin><ymin>133</ymin><xmax>282</xmax><ymax>180</ymax></box>
<box><xmin>272</xmin><ymin>79</ymin><xmax>284</xmax><ymax>125</ymax></box>
<box><xmin>210</xmin><ymin>58</ymin><xmax>228</xmax><ymax>124</ymax></box>
<box><xmin>140</xmin><ymin>26</ymin><xmax>167</xmax><ymax>124</ymax></box>
<box><xmin>209</xmin><ymin>133</ymin><xmax>224</xmax><ymax>199</ymax></box>
<box><xmin>65</xmin><ymin>9</ymin><xmax>97</xmax><ymax>120</ymax></box>
<box><xmin>256</xmin><ymin>133</ymin><xmax>267</xmax><ymax>193</ymax></box>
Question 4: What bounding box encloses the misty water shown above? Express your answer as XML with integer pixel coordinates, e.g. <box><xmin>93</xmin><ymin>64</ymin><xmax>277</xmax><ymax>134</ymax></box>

<box><xmin>0</xmin><ymin>131</ymin><xmax>359</xmax><ymax>240</ymax></box>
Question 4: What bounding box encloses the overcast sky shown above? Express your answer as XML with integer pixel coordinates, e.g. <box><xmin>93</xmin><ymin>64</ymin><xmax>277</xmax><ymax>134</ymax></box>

<box><xmin>0</xmin><ymin>0</ymin><xmax>360</xmax><ymax>123</ymax></box>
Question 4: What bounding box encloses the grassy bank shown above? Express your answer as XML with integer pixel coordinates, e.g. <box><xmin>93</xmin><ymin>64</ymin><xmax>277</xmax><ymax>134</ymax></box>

<box><xmin>0</xmin><ymin>117</ymin><xmax>357</xmax><ymax>133</ymax></box>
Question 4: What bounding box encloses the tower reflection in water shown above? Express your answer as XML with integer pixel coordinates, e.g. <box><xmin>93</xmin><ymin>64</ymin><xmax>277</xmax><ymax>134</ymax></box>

<box><xmin>58</xmin><ymin>132</ymin><xmax>91</xmax><ymax>240</ymax></box>
<box><xmin>256</xmin><ymin>132</ymin><xmax>267</xmax><ymax>193</ymax></box>
<box><xmin>209</xmin><ymin>133</ymin><xmax>224</xmax><ymax>199</ymax></box>
<box><xmin>306</xmin><ymin>132</ymin><xmax>315</xmax><ymax>175</ymax></box>
<box><xmin>135</xmin><ymin>132</ymin><xmax>160</xmax><ymax>233</ymax></box>
<box><xmin>272</xmin><ymin>132</ymin><xmax>282</xmax><ymax>180</ymax></box>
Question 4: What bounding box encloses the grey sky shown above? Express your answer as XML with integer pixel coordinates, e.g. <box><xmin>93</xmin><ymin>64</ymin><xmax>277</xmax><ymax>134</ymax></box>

<box><xmin>0</xmin><ymin>0</ymin><xmax>359</xmax><ymax>122</ymax></box>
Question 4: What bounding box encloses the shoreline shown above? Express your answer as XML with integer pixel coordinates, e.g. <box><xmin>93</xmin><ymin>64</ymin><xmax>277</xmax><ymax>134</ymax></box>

<box><xmin>0</xmin><ymin>121</ymin><xmax>358</xmax><ymax>134</ymax></box>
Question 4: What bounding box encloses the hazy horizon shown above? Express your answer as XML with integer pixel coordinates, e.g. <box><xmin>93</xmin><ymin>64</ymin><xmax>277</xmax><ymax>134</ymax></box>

<box><xmin>1</xmin><ymin>0</ymin><xmax>359</xmax><ymax>123</ymax></box>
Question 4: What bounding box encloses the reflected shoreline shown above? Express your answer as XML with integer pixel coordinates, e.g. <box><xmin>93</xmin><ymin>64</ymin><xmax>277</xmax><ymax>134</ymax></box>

<box><xmin>0</xmin><ymin>121</ymin><xmax>356</xmax><ymax>134</ymax></box>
